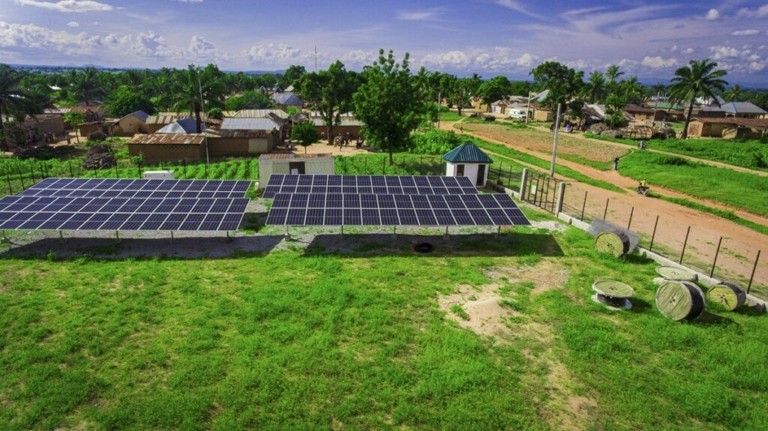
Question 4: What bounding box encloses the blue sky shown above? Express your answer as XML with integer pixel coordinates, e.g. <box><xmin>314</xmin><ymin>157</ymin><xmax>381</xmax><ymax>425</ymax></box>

<box><xmin>1</xmin><ymin>0</ymin><xmax>767</xmax><ymax>85</ymax></box>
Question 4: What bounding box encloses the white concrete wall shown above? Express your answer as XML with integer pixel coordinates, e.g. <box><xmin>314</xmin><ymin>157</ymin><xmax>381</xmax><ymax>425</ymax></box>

<box><xmin>445</xmin><ymin>162</ymin><xmax>489</xmax><ymax>187</ymax></box>
<box><xmin>258</xmin><ymin>157</ymin><xmax>336</xmax><ymax>189</ymax></box>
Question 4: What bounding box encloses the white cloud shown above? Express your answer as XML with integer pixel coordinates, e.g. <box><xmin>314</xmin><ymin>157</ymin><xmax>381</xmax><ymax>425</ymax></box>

<box><xmin>737</xmin><ymin>5</ymin><xmax>768</xmax><ymax>18</ymax></box>
<box><xmin>339</xmin><ymin>49</ymin><xmax>376</xmax><ymax>67</ymax></box>
<box><xmin>494</xmin><ymin>0</ymin><xmax>546</xmax><ymax>20</ymax></box>
<box><xmin>244</xmin><ymin>43</ymin><xmax>311</xmax><ymax>67</ymax></box>
<box><xmin>705</xmin><ymin>9</ymin><xmax>720</xmax><ymax>20</ymax></box>
<box><xmin>133</xmin><ymin>31</ymin><xmax>169</xmax><ymax>58</ymax></box>
<box><xmin>513</xmin><ymin>53</ymin><xmax>538</xmax><ymax>67</ymax></box>
<box><xmin>641</xmin><ymin>56</ymin><xmax>678</xmax><ymax>68</ymax></box>
<box><xmin>749</xmin><ymin>61</ymin><xmax>766</xmax><ymax>71</ymax></box>
<box><xmin>397</xmin><ymin>8</ymin><xmax>443</xmax><ymax>21</ymax></box>
<box><xmin>186</xmin><ymin>35</ymin><xmax>225</xmax><ymax>61</ymax></box>
<box><xmin>16</xmin><ymin>0</ymin><xmax>113</xmax><ymax>13</ymax></box>
<box><xmin>731</xmin><ymin>29</ymin><xmax>760</xmax><ymax>36</ymax></box>
<box><xmin>710</xmin><ymin>45</ymin><xmax>740</xmax><ymax>60</ymax></box>
<box><xmin>420</xmin><ymin>50</ymin><xmax>470</xmax><ymax>68</ymax></box>
<box><xmin>66</xmin><ymin>21</ymin><xmax>79</xmax><ymax>27</ymax></box>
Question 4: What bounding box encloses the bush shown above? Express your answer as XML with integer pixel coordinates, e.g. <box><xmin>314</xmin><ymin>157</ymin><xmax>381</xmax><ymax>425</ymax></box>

<box><xmin>88</xmin><ymin>132</ymin><xmax>107</xmax><ymax>142</ymax></box>
<box><xmin>410</xmin><ymin>129</ymin><xmax>464</xmax><ymax>155</ymax></box>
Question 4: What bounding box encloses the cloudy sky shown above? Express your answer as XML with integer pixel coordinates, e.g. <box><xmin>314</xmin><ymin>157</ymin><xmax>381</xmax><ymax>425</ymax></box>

<box><xmin>1</xmin><ymin>0</ymin><xmax>767</xmax><ymax>85</ymax></box>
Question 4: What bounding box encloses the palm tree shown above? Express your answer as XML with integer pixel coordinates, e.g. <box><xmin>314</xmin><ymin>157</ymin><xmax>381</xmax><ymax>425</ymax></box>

<box><xmin>0</xmin><ymin>64</ymin><xmax>36</xmax><ymax>150</ymax></box>
<box><xmin>70</xmin><ymin>67</ymin><xmax>105</xmax><ymax>106</ymax></box>
<box><xmin>585</xmin><ymin>71</ymin><xmax>607</xmax><ymax>103</ymax></box>
<box><xmin>171</xmin><ymin>64</ymin><xmax>225</xmax><ymax>133</ymax></box>
<box><xmin>668</xmin><ymin>59</ymin><xmax>728</xmax><ymax>139</ymax></box>
<box><xmin>723</xmin><ymin>84</ymin><xmax>744</xmax><ymax>102</ymax></box>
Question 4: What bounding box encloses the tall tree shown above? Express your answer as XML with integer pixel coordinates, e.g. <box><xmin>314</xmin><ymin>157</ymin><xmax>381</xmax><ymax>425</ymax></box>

<box><xmin>353</xmin><ymin>49</ymin><xmax>426</xmax><ymax>164</ymax></box>
<box><xmin>723</xmin><ymin>84</ymin><xmax>744</xmax><ymax>102</ymax></box>
<box><xmin>668</xmin><ymin>59</ymin><xmax>728</xmax><ymax>139</ymax></box>
<box><xmin>0</xmin><ymin>65</ymin><xmax>36</xmax><ymax>150</ymax></box>
<box><xmin>477</xmin><ymin>76</ymin><xmax>512</xmax><ymax>109</ymax></box>
<box><xmin>108</xmin><ymin>85</ymin><xmax>154</xmax><ymax>118</ymax></box>
<box><xmin>70</xmin><ymin>67</ymin><xmax>105</xmax><ymax>106</ymax></box>
<box><xmin>279</xmin><ymin>65</ymin><xmax>307</xmax><ymax>90</ymax></box>
<box><xmin>585</xmin><ymin>71</ymin><xmax>607</xmax><ymax>103</ymax></box>
<box><xmin>605</xmin><ymin>64</ymin><xmax>624</xmax><ymax>90</ymax></box>
<box><xmin>295</xmin><ymin>60</ymin><xmax>357</xmax><ymax>144</ymax></box>
<box><xmin>171</xmin><ymin>64</ymin><xmax>225</xmax><ymax>133</ymax></box>
<box><xmin>530</xmin><ymin>61</ymin><xmax>585</xmax><ymax>118</ymax></box>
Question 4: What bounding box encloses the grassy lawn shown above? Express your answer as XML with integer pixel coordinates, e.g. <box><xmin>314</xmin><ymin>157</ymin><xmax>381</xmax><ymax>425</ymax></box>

<box><xmin>2</xmin><ymin>226</ymin><xmax>767</xmax><ymax>430</ymax></box>
<box><xmin>587</xmin><ymin>135</ymin><xmax>768</xmax><ymax>171</ymax></box>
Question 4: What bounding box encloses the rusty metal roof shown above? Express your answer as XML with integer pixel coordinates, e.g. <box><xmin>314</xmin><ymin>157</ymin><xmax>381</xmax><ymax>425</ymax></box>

<box><xmin>128</xmin><ymin>133</ymin><xmax>205</xmax><ymax>145</ymax></box>
<box><xmin>234</xmin><ymin>109</ymin><xmax>289</xmax><ymax>119</ymax></box>
<box><xmin>259</xmin><ymin>153</ymin><xmax>334</xmax><ymax>160</ymax></box>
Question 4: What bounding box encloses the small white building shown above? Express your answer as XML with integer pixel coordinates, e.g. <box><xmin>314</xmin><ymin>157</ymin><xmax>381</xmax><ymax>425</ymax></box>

<box><xmin>258</xmin><ymin>153</ymin><xmax>335</xmax><ymax>189</ymax></box>
<box><xmin>443</xmin><ymin>142</ymin><xmax>493</xmax><ymax>187</ymax></box>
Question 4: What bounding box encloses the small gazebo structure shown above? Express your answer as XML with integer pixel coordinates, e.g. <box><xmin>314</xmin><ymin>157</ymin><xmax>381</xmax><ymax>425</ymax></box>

<box><xmin>443</xmin><ymin>142</ymin><xmax>493</xmax><ymax>187</ymax></box>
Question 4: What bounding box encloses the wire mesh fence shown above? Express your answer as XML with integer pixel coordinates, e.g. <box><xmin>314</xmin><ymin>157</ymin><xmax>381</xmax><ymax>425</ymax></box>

<box><xmin>560</xmin><ymin>185</ymin><xmax>767</xmax><ymax>299</ymax></box>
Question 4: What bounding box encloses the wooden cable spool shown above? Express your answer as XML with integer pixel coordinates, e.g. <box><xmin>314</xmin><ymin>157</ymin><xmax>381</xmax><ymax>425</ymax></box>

<box><xmin>706</xmin><ymin>281</ymin><xmax>746</xmax><ymax>311</ymax></box>
<box><xmin>594</xmin><ymin>231</ymin><xmax>630</xmax><ymax>258</ymax></box>
<box><xmin>592</xmin><ymin>280</ymin><xmax>635</xmax><ymax>309</ymax></box>
<box><xmin>655</xmin><ymin>266</ymin><xmax>698</xmax><ymax>282</ymax></box>
<box><xmin>655</xmin><ymin>280</ymin><xmax>706</xmax><ymax>321</ymax></box>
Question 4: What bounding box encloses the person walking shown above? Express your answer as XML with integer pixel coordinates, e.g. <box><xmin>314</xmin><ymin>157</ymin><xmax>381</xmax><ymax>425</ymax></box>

<box><xmin>613</xmin><ymin>156</ymin><xmax>620</xmax><ymax>171</ymax></box>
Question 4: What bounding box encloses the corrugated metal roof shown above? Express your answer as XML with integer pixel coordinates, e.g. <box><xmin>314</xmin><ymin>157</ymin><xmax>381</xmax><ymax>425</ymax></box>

<box><xmin>442</xmin><ymin>142</ymin><xmax>493</xmax><ymax>164</ymax></box>
<box><xmin>701</xmin><ymin>102</ymin><xmax>767</xmax><ymax>115</ymax></box>
<box><xmin>310</xmin><ymin>118</ymin><xmax>362</xmax><ymax>127</ymax></box>
<box><xmin>221</xmin><ymin>117</ymin><xmax>280</xmax><ymax>131</ymax></box>
<box><xmin>259</xmin><ymin>153</ymin><xmax>334</xmax><ymax>160</ymax></box>
<box><xmin>129</xmin><ymin>133</ymin><xmax>205</xmax><ymax>145</ymax></box>
<box><xmin>207</xmin><ymin>129</ymin><xmax>270</xmax><ymax>138</ymax></box>
<box><xmin>273</xmin><ymin>92</ymin><xmax>303</xmax><ymax>106</ymax></box>
<box><xmin>234</xmin><ymin>109</ymin><xmax>289</xmax><ymax>119</ymax></box>
<box><xmin>125</xmin><ymin>110</ymin><xmax>150</xmax><ymax>122</ymax></box>
<box><xmin>157</xmin><ymin>119</ymin><xmax>205</xmax><ymax>134</ymax></box>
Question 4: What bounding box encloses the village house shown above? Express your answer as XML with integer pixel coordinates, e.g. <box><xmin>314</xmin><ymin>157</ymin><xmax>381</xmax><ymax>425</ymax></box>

<box><xmin>127</xmin><ymin>133</ymin><xmax>205</xmax><ymax>164</ymax></box>
<box><xmin>686</xmin><ymin>117</ymin><xmax>768</xmax><ymax>139</ymax></box>
<box><xmin>205</xmin><ymin>117</ymin><xmax>283</xmax><ymax>156</ymax></box>
<box><xmin>113</xmin><ymin>110</ymin><xmax>150</xmax><ymax>136</ymax></box>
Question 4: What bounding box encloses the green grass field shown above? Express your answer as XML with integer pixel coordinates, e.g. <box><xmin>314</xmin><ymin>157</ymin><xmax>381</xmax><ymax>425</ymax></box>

<box><xmin>2</xmin><ymin>226</ymin><xmax>767</xmax><ymax>430</ymax></box>
<box><xmin>588</xmin><ymin>135</ymin><xmax>768</xmax><ymax>171</ymax></box>
<box><xmin>619</xmin><ymin>152</ymin><xmax>768</xmax><ymax>217</ymax></box>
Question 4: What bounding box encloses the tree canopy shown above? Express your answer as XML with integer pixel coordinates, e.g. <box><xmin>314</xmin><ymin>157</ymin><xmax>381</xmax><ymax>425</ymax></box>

<box><xmin>530</xmin><ymin>61</ymin><xmax>585</xmax><ymax>118</ymax></box>
<box><xmin>295</xmin><ymin>60</ymin><xmax>358</xmax><ymax>144</ymax></box>
<box><xmin>353</xmin><ymin>50</ymin><xmax>427</xmax><ymax>164</ymax></box>
<box><xmin>291</xmin><ymin>120</ymin><xmax>321</xmax><ymax>155</ymax></box>
<box><xmin>171</xmin><ymin>64</ymin><xmax>226</xmax><ymax>133</ymax></box>
<box><xmin>108</xmin><ymin>85</ymin><xmax>154</xmax><ymax>118</ymax></box>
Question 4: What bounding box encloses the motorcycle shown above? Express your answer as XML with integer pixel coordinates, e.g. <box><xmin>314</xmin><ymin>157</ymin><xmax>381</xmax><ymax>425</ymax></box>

<box><xmin>636</xmin><ymin>184</ymin><xmax>650</xmax><ymax>196</ymax></box>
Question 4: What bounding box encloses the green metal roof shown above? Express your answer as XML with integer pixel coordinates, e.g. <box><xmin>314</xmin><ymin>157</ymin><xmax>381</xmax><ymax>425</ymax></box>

<box><xmin>442</xmin><ymin>142</ymin><xmax>493</xmax><ymax>164</ymax></box>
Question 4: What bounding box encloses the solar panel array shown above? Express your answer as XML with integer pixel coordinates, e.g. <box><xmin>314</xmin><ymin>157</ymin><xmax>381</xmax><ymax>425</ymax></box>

<box><xmin>266</xmin><ymin>192</ymin><xmax>529</xmax><ymax>226</ymax></box>
<box><xmin>20</xmin><ymin>178</ymin><xmax>250</xmax><ymax>199</ymax></box>
<box><xmin>263</xmin><ymin>174</ymin><xmax>530</xmax><ymax>227</ymax></box>
<box><xmin>0</xmin><ymin>178</ymin><xmax>252</xmax><ymax>231</ymax></box>
<box><xmin>263</xmin><ymin>174</ymin><xmax>478</xmax><ymax>198</ymax></box>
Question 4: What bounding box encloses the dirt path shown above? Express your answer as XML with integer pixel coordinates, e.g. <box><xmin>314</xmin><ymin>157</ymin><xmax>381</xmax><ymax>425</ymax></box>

<box><xmin>443</xmin><ymin>120</ymin><xmax>767</xmax><ymax>295</ymax></box>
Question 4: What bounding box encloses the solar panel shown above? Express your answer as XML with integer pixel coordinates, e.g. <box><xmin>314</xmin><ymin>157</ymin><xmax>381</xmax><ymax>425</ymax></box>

<box><xmin>20</xmin><ymin>178</ymin><xmax>252</xmax><ymax>199</ymax></box>
<box><xmin>0</xmin><ymin>195</ymin><xmax>249</xmax><ymax>231</ymax></box>
<box><xmin>262</xmin><ymin>174</ymin><xmax>479</xmax><ymax>198</ymax></box>
<box><xmin>265</xmin><ymin>193</ymin><xmax>530</xmax><ymax>227</ymax></box>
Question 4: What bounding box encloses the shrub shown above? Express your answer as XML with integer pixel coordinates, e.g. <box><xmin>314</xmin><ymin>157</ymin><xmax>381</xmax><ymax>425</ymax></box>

<box><xmin>410</xmin><ymin>129</ymin><xmax>464</xmax><ymax>155</ymax></box>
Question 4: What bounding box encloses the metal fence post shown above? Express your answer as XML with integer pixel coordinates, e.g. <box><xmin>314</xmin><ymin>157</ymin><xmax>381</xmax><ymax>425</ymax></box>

<box><xmin>602</xmin><ymin>198</ymin><xmax>610</xmax><ymax>220</ymax></box>
<box><xmin>679</xmin><ymin>226</ymin><xmax>691</xmax><ymax>264</ymax></box>
<box><xmin>747</xmin><ymin>250</ymin><xmax>761</xmax><ymax>294</ymax></box>
<box><xmin>627</xmin><ymin>206</ymin><xmax>634</xmax><ymax>230</ymax></box>
<box><xmin>580</xmin><ymin>191</ymin><xmax>587</xmax><ymax>221</ymax></box>
<box><xmin>710</xmin><ymin>236</ymin><xmax>723</xmax><ymax>278</ymax></box>
<box><xmin>649</xmin><ymin>215</ymin><xmax>659</xmax><ymax>251</ymax></box>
